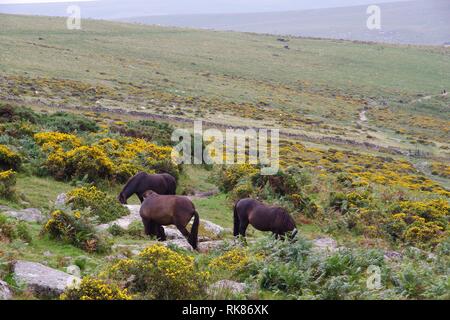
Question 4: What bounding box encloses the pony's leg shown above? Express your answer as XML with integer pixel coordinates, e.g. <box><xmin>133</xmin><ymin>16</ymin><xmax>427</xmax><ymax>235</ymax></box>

<box><xmin>238</xmin><ymin>219</ymin><xmax>249</xmax><ymax>238</ymax></box>
<box><xmin>143</xmin><ymin>219</ymin><xmax>159</xmax><ymax>239</ymax></box>
<box><xmin>156</xmin><ymin>225</ymin><xmax>166</xmax><ymax>241</ymax></box>
<box><xmin>142</xmin><ymin>219</ymin><xmax>152</xmax><ymax>236</ymax></box>
<box><xmin>176</xmin><ymin>224</ymin><xmax>191</xmax><ymax>242</ymax></box>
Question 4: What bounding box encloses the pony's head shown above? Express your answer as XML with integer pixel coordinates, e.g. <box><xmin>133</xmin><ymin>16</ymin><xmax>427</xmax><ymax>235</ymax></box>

<box><xmin>118</xmin><ymin>192</ymin><xmax>128</xmax><ymax>204</ymax></box>
<box><xmin>275</xmin><ymin>207</ymin><xmax>297</xmax><ymax>234</ymax></box>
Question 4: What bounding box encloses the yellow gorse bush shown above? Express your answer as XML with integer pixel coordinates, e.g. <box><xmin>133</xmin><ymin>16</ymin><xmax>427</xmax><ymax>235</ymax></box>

<box><xmin>107</xmin><ymin>244</ymin><xmax>209</xmax><ymax>299</ymax></box>
<box><xmin>43</xmin><ymin>209</ymin><xmax>110</xmax><ymax>253</ymax></box>
<box><xmin>67</xmin><ymin>186</ymin><xmax>128</xmax><ymax>223</ymax></box>
<box><xmin>0</xmin><ymin>169</ymin><xmax>15</xmax><ymax>181</ymax></box>
<box><xmin>220</xmin><ymin>164</ymin><xmax>259</xmax><ymax>192</ymax></box>
<box><xmin>34</xmin><ymin>132</ymin><xmax>81</xmax><ymax>151</ymax></box>
<box><xmin>279</xmin><ymin>141</ymin><xmax>450</xmax><ymax>196</ymax></box>
<box><xmin>387</xmin><ymin>199</ymin><xmax>449</xmax><ymax>246</ymax></box>
<box><xmin>0</xmin><ymin>144</ymin><xmax>21</xmax><ymax>170</ymax></box>
<box><xmin>0</xmin><ymin>169</ymin><xmax>17</xmax><ymax>198</ymax></box>
<box><xmin>209</xmin><ymin>248</ymin><xmax>250</xmax><ymax>273</ymax></box>
<box><xmin>65</xmin><ymin>145</ymin><xmax>115</xmax><ymax>178</ymax></box>
<box><xmin>34</xmin><ymin>131</ymin><xmax>176</xmax><ymax>182</ymax></box>
<box><xmin>60</xmin><ymin>277</ymin><xmax>132</xmax><ymax>300</ymax></box>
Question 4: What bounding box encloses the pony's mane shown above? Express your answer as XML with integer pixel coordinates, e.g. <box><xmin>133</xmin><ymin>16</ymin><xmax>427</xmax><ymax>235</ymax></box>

<box><xmin>121</xmin><ymin>171</ymin><xmax>146</xmax><ymax>193</ymax></box>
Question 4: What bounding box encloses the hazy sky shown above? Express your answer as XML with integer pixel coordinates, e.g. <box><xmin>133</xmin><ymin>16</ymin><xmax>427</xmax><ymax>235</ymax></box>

<box><xmin>0</xmin><ymin>0</ymin><xmax>413</xmax><ymax>17</ymax></box>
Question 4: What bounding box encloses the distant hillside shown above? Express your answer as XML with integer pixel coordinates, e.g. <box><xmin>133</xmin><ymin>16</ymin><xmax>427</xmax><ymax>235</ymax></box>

<box><xmin>122</xmin><ymin>0</ymin><xmax>450</xmax><ymax>45</ymax></box>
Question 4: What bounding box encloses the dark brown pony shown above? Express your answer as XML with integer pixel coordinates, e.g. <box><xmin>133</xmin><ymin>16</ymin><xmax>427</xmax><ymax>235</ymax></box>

<box><xmin>233</xmin><ymin>198</ymin><xmax>297</xmax><ymax>239</ymax></box>
<box><xmin>139</xmin><ymin>190</ymin><xmax>200</xmax><ymax>249</ymax></box>
<box><xmin>118</xmin><ymin>172</ymin><xmax>176</xmax><ymax>204</ymax></box>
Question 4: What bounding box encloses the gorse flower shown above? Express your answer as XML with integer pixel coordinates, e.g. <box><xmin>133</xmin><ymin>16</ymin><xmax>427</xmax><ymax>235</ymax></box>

<box><xmin>0</xmin><ymin>144</ymin><xmax>21</xmax><ymax>170</ymax></box>
<box><xmin>42</xmin><ymin>209</ymin><xmax>110</xmax><ymax>253</ymax></box>
<box><xmin>60</xmin><ymin>277</ymin><xmax>131</xmax><ymax>300</ymax></box>
<box><xmin>34</xmin><ymin>132</ymin><xmax>177</xmax><ymax>182</ymax></box>
<box><xmin>107</xmin><ymin>244</ymin><xmax>209</xmax><ymax>300</ymax></box>
<box><xmin>0</xmin><ymin>169</ymin><xmax>17</xmax><ymax>199</ymax></box>
<box><xmin>209</xmin><ymin>248</ymin><xmax>250</xmax><ymax>273</ymax></box>
<box><xmin>67</xmin><ymin>186</ymin><xmax>128</xmax><ymax>223</ymax></box>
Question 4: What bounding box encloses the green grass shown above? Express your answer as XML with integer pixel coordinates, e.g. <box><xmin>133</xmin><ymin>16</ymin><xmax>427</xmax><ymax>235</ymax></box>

<box><xmin>15</xmin><ymin>174</ymin><xmax>74</xmax><ymax>210</ymax></box>
<box><xmin>178</xmin><ymin>165</ymin><xmax>217</xmax><ymax>194</ymax></box>
<box><xmin>192</xmin><ymin>193</ymin><xmax>233</xmax><ymax>228</ymax></box>
<box><xmin>0</xmin><ymin>222</ymin><xmax>104</xmax><ymax>277</ymax></box>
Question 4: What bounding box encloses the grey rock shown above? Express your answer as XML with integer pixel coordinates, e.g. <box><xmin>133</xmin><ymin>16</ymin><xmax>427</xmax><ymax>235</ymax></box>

<box><xmin>43</xmin><ymin>251</ymin><xmax>53</xmax><ymax>257</ymax></box>
<box><xmin>0</xmin><ymin>280</ymin><xmax>13</xmax><ymax>300</ymax></box>
<box><xmin>0</xmin><ymin>205</ymin><xmax>12</xmax><ymax>212</ymax></box>
<box><xmin>208</xmin><ymin>280</ymin><xmax>247</xmax><ymax>297</ymax></box>
<box><xmin>112</xmin><ymin>243</ymin><xmax>147</xmax><ymax>253</ymax></box>
<box><xmin>66</xmin><ymin>265</ymin><xmax>81</xmax><ymax>278</ymax></box>
<box><xmin>384</xmin><ymin>250</ymin><xmax>402</xmax><ymax>261</ymax></box>
<box><xmin>2</xmin><ymin>208</ymin><xmax>44</xmax><ymax>223</ymax></box>
<box><xmin>13</xmin><ymin>261</ymin><xmax>80</xmax><ymax>298</ymax></box>
<box><xmin>198</xmin><ymin>236</ymin><xmax>212</xmax><ymax>243</ymax></box>
<box><xmin>105</xmin><ymin>253</ymin><xmax>128</xmax><ymax>262</ymax></box>
<box><xmin>163</xmin><ymin>239</ymin><xmax>193</xmax><ymax>251</ymax></box>
<box><xmin>97</xmin><ymin>204</ymin><xmax>141</xmax><ymax>231</ymax></box>
<box><xmin>312</xmin><ymin>237</ymin><xmax>338</xmax><ymax>252</ymax></box>
<box><xmin>198</xmin><ymin>240</ymin><xmax>225</xmax><ymax>253</ymax></box>
<box><xmin>54</xmin><ymin>193</ymin><xmax>67</xmax><ymax>208</ymax></box>
<box><xmin>164</xmin><ymin>227</ymin><xmax>184</xmax><ymax>240</ymax></box>
<box><xmin>201</xmin><ymin>220</ymin><xmax>224</xmax><ymax>237</ymax></box>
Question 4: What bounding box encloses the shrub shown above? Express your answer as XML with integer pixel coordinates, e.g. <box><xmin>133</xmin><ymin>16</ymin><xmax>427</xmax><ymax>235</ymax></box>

<box><xmin>34</xmin><ymin>132</ymin><xmax>81</xmax><ymax>151</ymax></box>
<box><xmin>111</xmin><ymin>120</ymin><xmax>174</xmax><ymax>146</ymax></box>
<box><xmin>385</xmin><ymin>199</ymin><xmax>449</xmax><ymax>247</ymax></box>
<box><xmin>216</xmin><ymin>164</ymin><xmax>259</xmax><ymax>192</ymax></box>
<box><xmin>64</xmin><ymin>146</ymin><xmax>114</xmax><ymax>181</ymax></box>
<box><xmin>252</xmin><ymin>170</ymin><xmax>299</xmax><ymax>196</ymax></box>
<box><xmin>208</xmin><ymin>248</ymin><xmax>250</xmax><ymax>275</ymax></box>
<box><xmin>107</xmin><ymin>244</ymin><xmax>209</xmax><ymax>299</ymax></box>
<box><xmin>0</xmin><ymin>145</ymin><xmax>21</xmax><ymax>170</ymax></box>
<box><xmin>0</xmin><ymin>170</ymin><xmax>17</xmax><ymax>199</ymax></box>
<box><xmin>67</xmin><ymin>186</ymin><xmax>129</xmax><ymax>223</ymax></box>
<box><xmin>229</xmin><ymin>180</ymin><xmax>254</xmax><ymax>201</ymax></box>
<box><xmin>0</xmin><ymin>214</ymin><xmax>17</xmax><ymax>242</ymax></box>
<box><xmin>16</xmin><ymin>221</ymin><xmax>33</xmax><ymax>243</ymax></box>
<box><xmin>0</xmin><ymin>214</ymin><xmax>32</xmax><ymax>243</ymax></box>
<box><xmin>145</xmin><ymin>158</ymin><xmax>179</xmax><ymax>181</ymax></box>
<box><xmin>41</xmin><ymin>112</ymin><xmax>99</xmax><ymax>133</ymax></box>
<box><xmin>42</xmin><ymin>209</ymin><xmax>111</xmax><ymax>253</ymax></box>
<box><xmin>328</xmin><ymin>191</ymin><xmax>371</xmax><ymax>214</ymax></box>
<box><xmin>0</xmin><ymin>104</ymin><xmax>39</xmax><ymax>124</ymax></box>
<box><xmin>289</xmin><ymin>193</ymin><xmax>319</xmax><ymax>218</ymax></box>
<box><xmin>60</xmin><ymin>277</ymin><xmax>131</xmax><ymax>300</ymax></box>
<box><xmin>0</xmin><ymin>121</ymin><xmax>37</xmax><ymax>139</ymax></box>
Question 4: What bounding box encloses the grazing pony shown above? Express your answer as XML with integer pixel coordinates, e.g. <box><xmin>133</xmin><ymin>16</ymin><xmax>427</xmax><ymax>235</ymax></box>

<box><xmin>118</xmin><ymin>172</ymin><xmax>176</xmax><ymax>204</ymax></box>
<box><xmin>233</xmin><ymin>198</ymin><xmax>297</xmax><ymax>239</ymax></box>
<box><xmin>139</xmin><ymin>190</ymin><xmax>200</xmax><ymax>249</ymax></box>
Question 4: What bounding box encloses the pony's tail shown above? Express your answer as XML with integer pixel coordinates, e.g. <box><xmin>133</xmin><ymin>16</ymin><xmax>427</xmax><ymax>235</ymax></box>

<box><xmin>233</xmin><ymin>202</ymin><xmax>240</xmax><ymax>237</ymax></box>
<box><xmin>189</xmin><ymin>210</ymin><xmax>199</xmax><ymax>250</ymax></box>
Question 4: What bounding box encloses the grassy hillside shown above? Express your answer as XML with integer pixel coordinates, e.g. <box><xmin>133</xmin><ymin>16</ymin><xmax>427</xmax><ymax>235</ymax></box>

<box><xmin>1</xmin><ymin>14</ymin><xmax>449</xmax><ymax>155</ymax></box>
